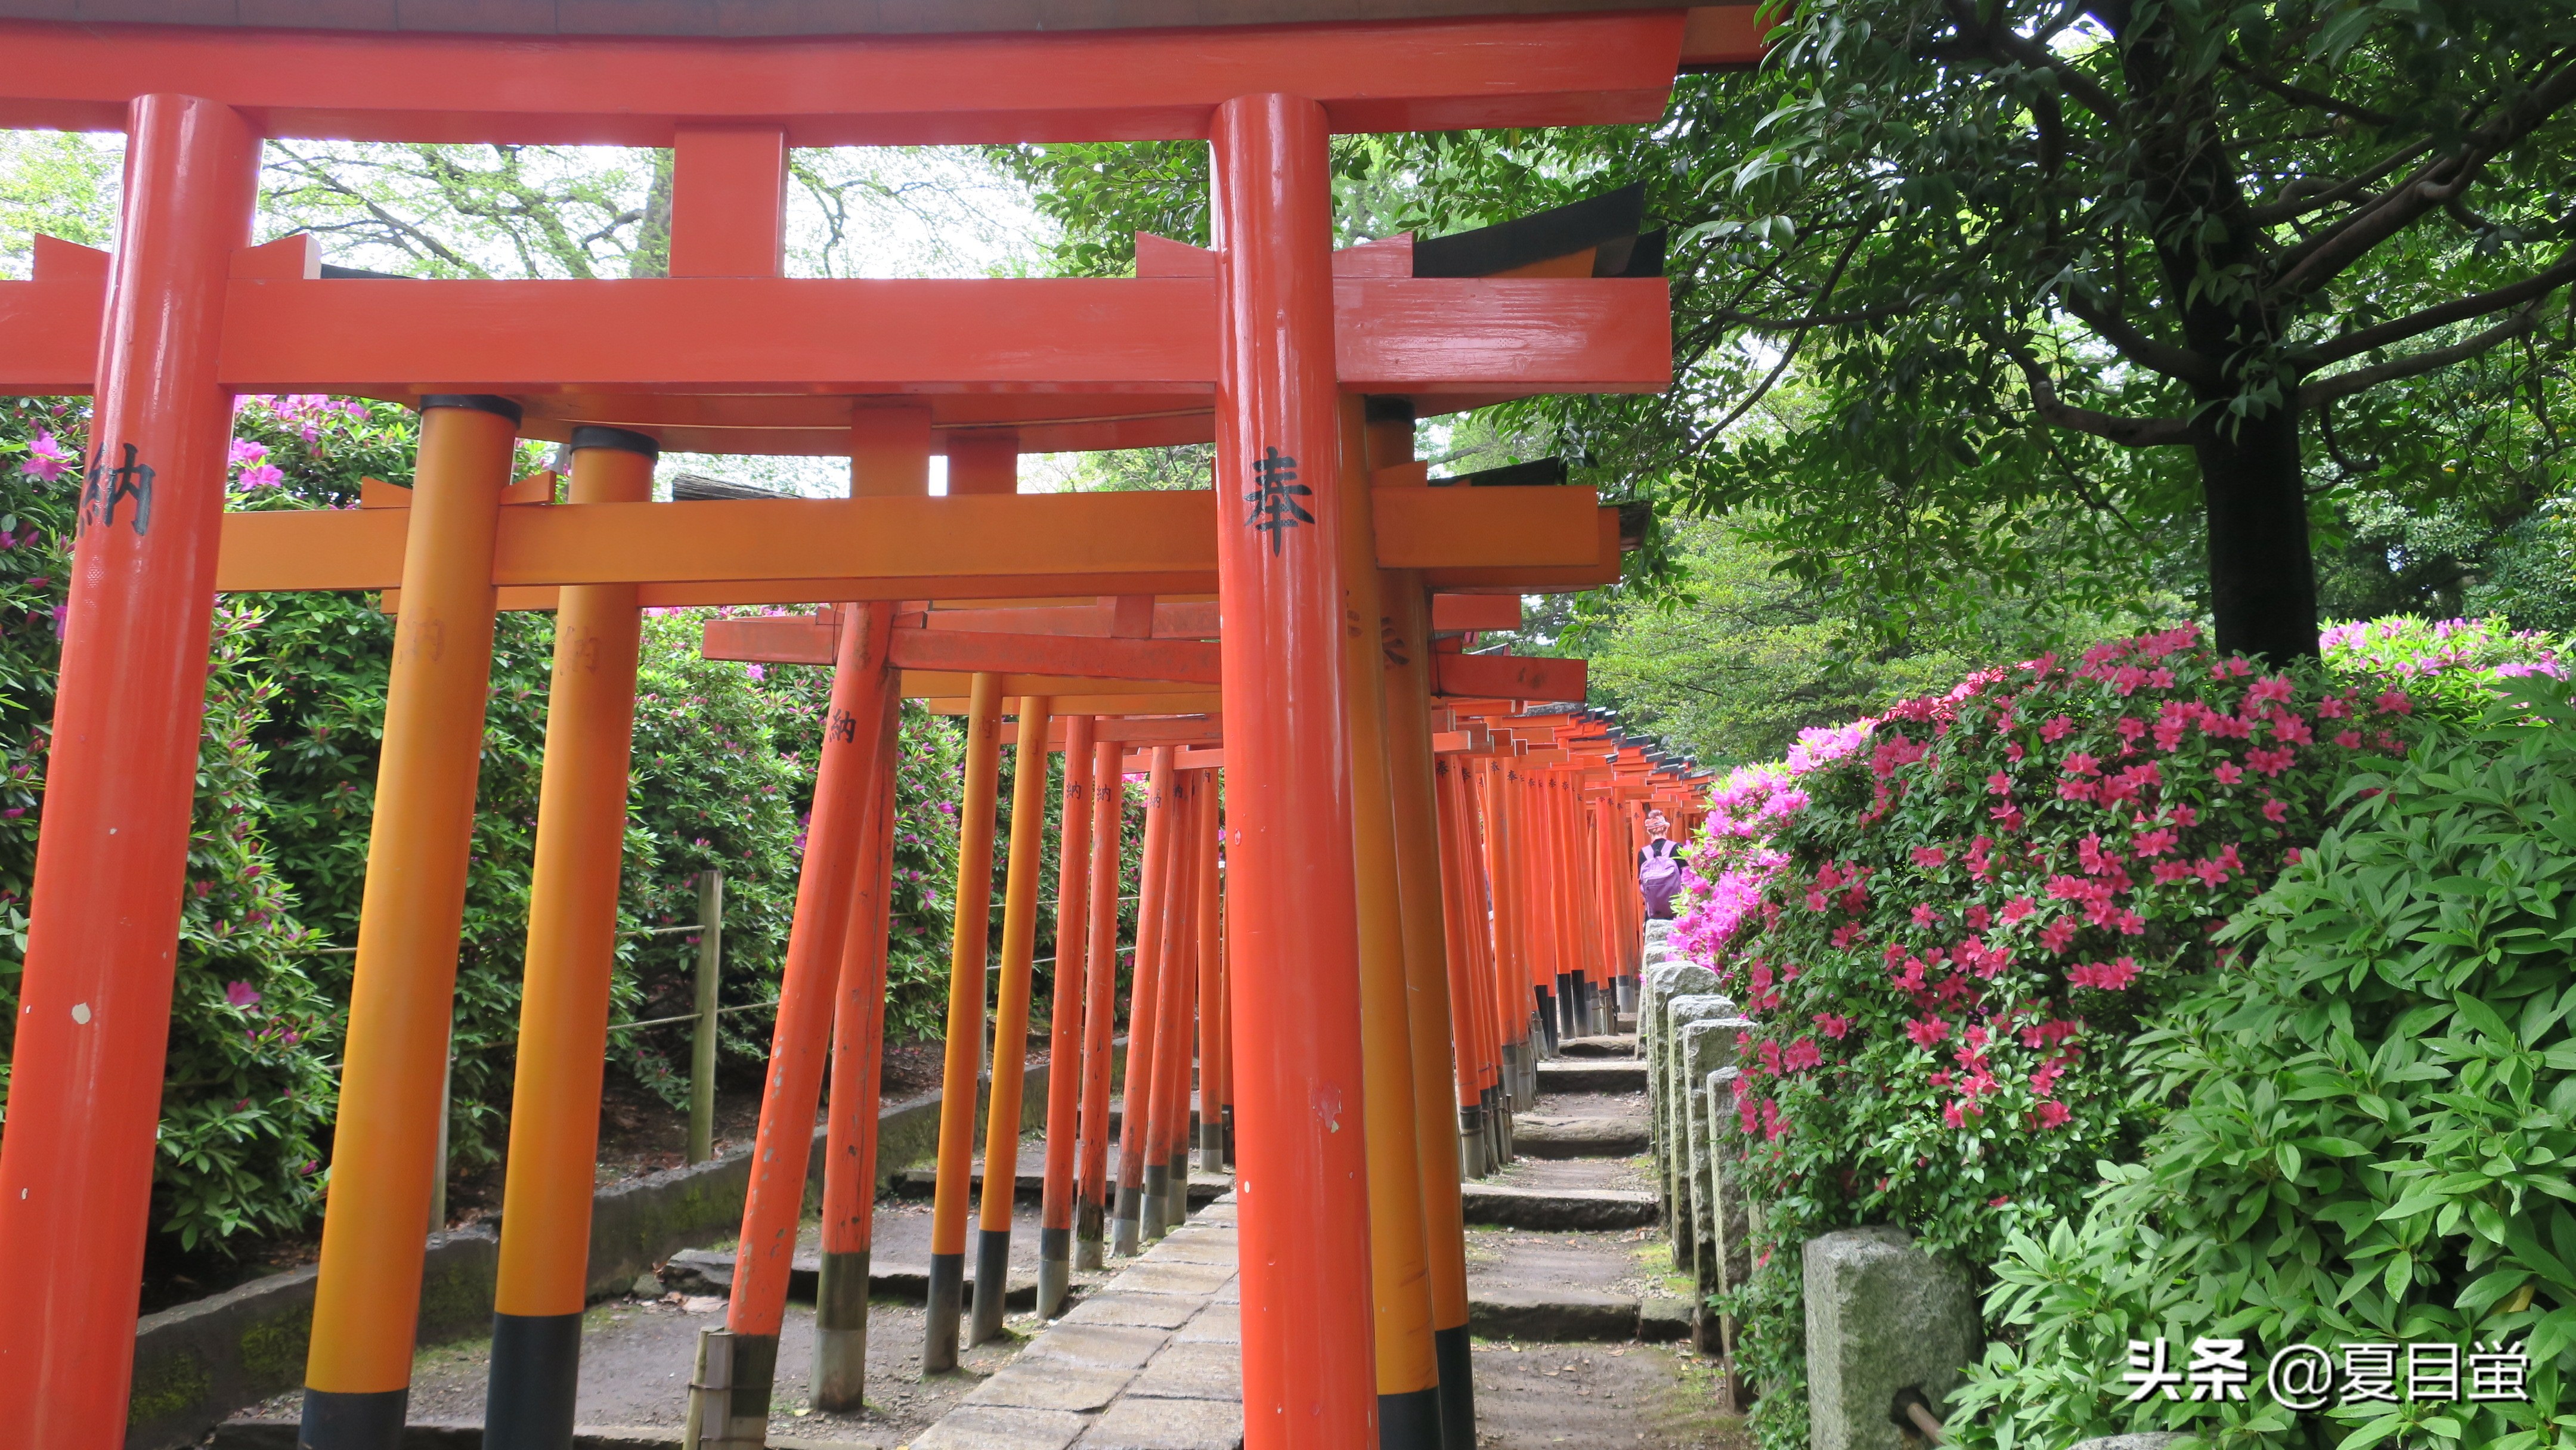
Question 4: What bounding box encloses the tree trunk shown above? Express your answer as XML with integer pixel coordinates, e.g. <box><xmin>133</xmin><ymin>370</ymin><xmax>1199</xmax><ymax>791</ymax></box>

<box><xmin>2193</xmin><ymin>405</ymin><xmax>2319</xmax><ymax>664</ymax></box>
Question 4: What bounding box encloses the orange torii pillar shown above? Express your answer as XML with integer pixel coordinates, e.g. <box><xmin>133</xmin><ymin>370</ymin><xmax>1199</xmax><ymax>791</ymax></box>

<box><xmin>298</xmin><ymin>395</ymin><xmax>521</xmax><ymax>1447</ymax></box>
<box><xmin>1212</xmin><ymin>92</ymin><xmax>1379</xmax><ymax>1448</ymax></box>
<box><xmin>1113</xmin><ymin>746</ymin><xmax>1178</xmax><ymax>1254</ymax></box>
<box><xmin>814</xmin><ymin>402</ymin><xmax>936</xmax><ymax>1411</ymax></box>
<box><xmin>1151</xmin><ymin>770</ymin><xmax>1203</xmax><ymax>1233</ymax></box>
<box><xmin>696</xmin><ymin>596</ymin><xmax>903</xmax><ymax>1442</ymax></box>
<box><xmin>1144</xmin><ymin>766</ymin><xmax>1196</xmax><ymax>1239</ymax></box>
<box><xmin>482</xmin><ymin>426</ymin><xmax>657</xmax><ymax>1449</ymax></box>
<box><xmin>1193</xmin><ymin>770</ymin><xmax>1227</xmax><ymax>1176</ymax></box>
<box><xmin>1074</xmin><ymin>738</ymin><xmax>1127</xmax><ymax>1271</ymax></box>
<box><xmin>1334</xmin><ymin>396</ymin><xmax>1444</xmax><ymax>1448</ymax></box>
<box><xmin>0</xmin><ymin>93</ymin><xmax>258</xmax><ymax>1444</ymax></box>
<box><xmin>924</xmin><ymin>671</ymin><xmax>1006</xmax><ymax>1371</ymax></box>
<box><xmin>968</xmin><ymin>695</ymin><xmax>1053</xmax><ymax>1345</ymax></box>
<box><xmin>1036</xmin><ymin>714</ymin><xmax>1100</xmax><ymax>1318</ymax></box>
<box><xmin>1368</xmin><ymin>399</ymin><xmax>1480</xmax><ymax>1449</ymax></box>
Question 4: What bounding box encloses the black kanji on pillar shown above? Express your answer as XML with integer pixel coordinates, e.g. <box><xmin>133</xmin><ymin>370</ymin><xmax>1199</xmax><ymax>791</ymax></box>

<box><xmin>1244</xmin><ymin>446</ymin><xmax>1312</xmax><ymax>555</ymax></box>
<box><xmin>80</xmin><ymin>442</ymin><xmax>155</xmax><ymax>538</ymax></box>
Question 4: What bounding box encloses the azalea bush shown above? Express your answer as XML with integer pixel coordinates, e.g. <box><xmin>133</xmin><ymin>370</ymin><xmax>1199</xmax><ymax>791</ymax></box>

<box><xmin>1674</xmin><ymin>624</ymin><xmax>2429</xmax><ymax>1450</ymax></box>
<box><xmin>0</xmin><ymin>394</ymin><xmax>982</xmax><ymax>1262</ymax></box>
<box><xmin>2321</xmin><ymin>616</ymin><xmax>2568</xmax><ymax>730</ymax></box>
<box><xmin>1949</xmin><ymin>679</ymin><xmax>2576</xmax><ymax>1450</ymax></box>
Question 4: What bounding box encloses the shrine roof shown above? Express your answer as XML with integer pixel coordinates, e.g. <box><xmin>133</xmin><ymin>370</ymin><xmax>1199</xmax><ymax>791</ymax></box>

<box><xmin>0</xmin><ymin>0</ymin><xmax>1693</xmax><ymax>36</ymax></box>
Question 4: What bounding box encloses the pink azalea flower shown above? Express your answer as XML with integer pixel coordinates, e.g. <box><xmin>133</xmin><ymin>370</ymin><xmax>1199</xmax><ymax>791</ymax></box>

<box><xmin>1911</xmin><ymin>844</ymin><xmax>1948</xmax><ymax>868</ymax></box>
<box><xmin>21</xmin><ymin>430</ymin><xmax>74</xmax><ymax>482</ymax></box>
<box><xmin>2039</xmin><ymin>919</ymin><xmax>2076</xmax><ymax>953</ymax></box>
<box><xmin>2262</xmin><ymin>796</ymin><xmax>2288</xmax><ymax>823</ymax></box>
<box><xmin>224</xmin><ymin>981</ymin><xmax>261</xmax><ymax>1009</ymax></box>
<box><xmin>2213</xmin><ymin>761</ymin><xmax>2243</xmax><ymax>785</ymax></box>
<box><xmin>2000</xmin><ymin>896</ymin><xmax>2036</xmax><ymax>925</ymax></box>
<box><xmin>2032</xmin><ymin>1100</ymin><xmax>2072</xmax><ymax>1130</ymax></box>
<box><xmin>1814</xmin><ymin>1013</ymin><xmax>1850</xmax><ymax>1040</ymax></box>
<box><xmin>1904</xmin><ymin>1015</ymin><xmax>1950</xmax><ymax>1049</ymax></box>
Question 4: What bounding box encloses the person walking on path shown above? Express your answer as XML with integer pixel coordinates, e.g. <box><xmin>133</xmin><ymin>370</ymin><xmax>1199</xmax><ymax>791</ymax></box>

<box><xmin>1637</xmin><ymin>808</ymin><xmax>1687</xmax><ymax>922</ymax></box>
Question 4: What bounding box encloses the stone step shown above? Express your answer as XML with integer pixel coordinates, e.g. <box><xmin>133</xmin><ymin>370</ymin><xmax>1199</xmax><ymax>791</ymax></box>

<box><xmin>1458</xmin><ymin>1181</ymin><xmax>1658</xmax><ymax>1231</ymax></box>
<box><xmin>657</xmin><ymin>1246</ymin><xmax>1042</xmax><ymax>1309</ymax></box>
<box><xmin>1556</xmin><ymin>1034</ymin><xmax>1639</xmax><ymax>1059</ymax></box>
<box><xmin>1536</xmin><ymin>1058</ymin><xmax>1648</xmax><ymax>1094</ymax></box>
<box><xmin>1468</xmin><ymin>1286</ymin><xmax>1690</xmax><ymax>1344</ymax></box>
<box><xmin>1510</xmin><ymin>1114</ymin><xmax>1648</xmax><ymax>1159</ymax></box>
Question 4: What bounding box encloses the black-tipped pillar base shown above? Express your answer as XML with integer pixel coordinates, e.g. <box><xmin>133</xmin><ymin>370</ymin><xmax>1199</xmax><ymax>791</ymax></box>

<box><xmin>1075</xmin><ymin>1195</ymin><xmax>1107</xmax><ymax>1270</ymax></box>
<box><xmin>483</xmin><ymin>1310</ymin><xmax>581</xmax><ymax>1450</ymax></box>
<box><xmin>1038</xmin><ymin>1225</ymin><xmax>1073</xmax><ymax>1319</ymax></box>
<box><xmin>1433</xmin><ymin>1324</ymin><xmax>1477</xmax><ymax>1450</ymax></box>
<box><xmin>923</xmin><ymin>1252</ymin><xmax>965</xmax><ymax>1372</ymax></box>
<box><xmin>1140</xmin><ymin>1164</ymin><xmax>1170</xmax><ymax>1239</ymax></box>
<box><xmin>1162</xmin><ymin>1150</ymin><xmax>1190</xmax><ymax>1228</ymax></box>
<box><xmin>813</xmin><ymin>1248</ymin><xmax>869</xmax><ymax>1412</ymax></box>
<box><xmin>1379</xmin><ymin>1385</ymin><xmax>1445</xmax><ymax>1450</ymax></box>
<box><xmin>967</xmin><ymin>1226</ymin><xmax>1015</xmax><ymax>1345</ymax></box>
<box><xmin>299</xmin><ymin>1387</ymin><xmax>408</xmax><ymax>1449</ymax></box>
<box><xmin>1110</xmin><ymin>1182</ymin><xmax>1143</xmax><ymax>1257</ymax></box>
<box><xmin>728</xmin><ymin>1333</ymin><xmax>778</xmax><ymax>1430</ymax></box>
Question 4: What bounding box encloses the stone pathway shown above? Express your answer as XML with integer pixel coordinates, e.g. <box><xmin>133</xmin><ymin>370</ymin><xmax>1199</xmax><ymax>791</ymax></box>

<box><xmin>914</xmin><ymin>1197</ymin><xmax>1243</xmax><ymax>1450</ymax></box>
<box><xmin>214</xmin><ymin>1039</ymin><xmax>1742</xmax><ymax>1450</ymax></box>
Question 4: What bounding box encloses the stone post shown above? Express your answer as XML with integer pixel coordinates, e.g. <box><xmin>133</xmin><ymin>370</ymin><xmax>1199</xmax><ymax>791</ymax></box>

<box><xmin>1803</xmin><ymin>1227</ymin><xmax>1980</xmax><ymax>1450</ymax></box>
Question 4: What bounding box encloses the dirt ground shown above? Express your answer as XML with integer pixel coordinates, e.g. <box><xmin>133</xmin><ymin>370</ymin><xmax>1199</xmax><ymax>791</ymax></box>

<box><xmin>1470</xmin><ymin>1340</ymin><xmax>1749</xmax><ymax>1449</ymax></box>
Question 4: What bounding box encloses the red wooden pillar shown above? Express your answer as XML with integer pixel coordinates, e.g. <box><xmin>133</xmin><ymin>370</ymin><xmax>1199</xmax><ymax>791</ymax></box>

<box><xmin>0</xmin><ymin>92</ymin><xmax>259</xmax><ymax>1446</ymax></box>
<box><xmin>1210</xmin><ymin>91</ymin><xmax>1378</xmax><ymax>1449</ymax></box>
<box><xmin>1037</xmin><ymin>714</ymin><xmax>1098</xmax><ymax>1317</ymax></box>
<box><xmin>1074</xmin><ymin>738</ymin><xmax>1126</xmax><ymax>1269</ymax></box>
<box><xmin>813</xmin><ymin>402</ymin><xmax>934</xmax><ymax>1411</ymax></box>
<box><xmin>711</xmin><ymin>600</ymin><xmax>899</xmax><ymax>1437</ymax></box>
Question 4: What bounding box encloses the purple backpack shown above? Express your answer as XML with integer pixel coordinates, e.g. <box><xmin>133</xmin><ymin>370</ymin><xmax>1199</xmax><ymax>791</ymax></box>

<box><xmin>1639</xmin><ymin>840</ymin><xmax>1685</xmax><ymax>919</ymax></box>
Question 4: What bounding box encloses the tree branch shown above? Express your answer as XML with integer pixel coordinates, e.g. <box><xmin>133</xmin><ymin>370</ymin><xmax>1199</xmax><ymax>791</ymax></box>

<box><xmin>2055</xmin><ymin>289</ymin><xmax>2220</xmax><ymax>385</ymax></box>
<box><xmin>1937</xmin><ymin>0</ymin><xmax>2122</xmax><ymax>125</ymax></box>
<box><xmin>2268</xmin><ymin>55</ymin><xmax>2576</xmax><ymax>302</ymax></box>
<box><xmin>2219</xmin><ymin>54</ymin><xmax>2395</xmax><ymax>127</ymax></box>
<box><xmin>2300</xmin><ymin>246</ymin><xmax>2576</xmax><ymax>367</ymax></box>
<box><xmin>2294</xmin><ymin>306</ymin><xmax>2544</xmax><ymax>408</ymax></box>
<box><xmin>2244</xmin><ymin>139</ymin><xmax>2433</xmax><ymax>227</ymax></box>
<box><xmin>2010</xmin><ymin>348</ymin><xmax>2195</xmax><ymax>447</ymax></box>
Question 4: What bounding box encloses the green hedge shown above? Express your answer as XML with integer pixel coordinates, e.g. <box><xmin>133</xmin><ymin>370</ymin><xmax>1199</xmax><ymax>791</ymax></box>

<box><xmin>1670</xmin><ymin>620</ymin><xmax>2565</xmax><ymax>1450</ymax></box>
<box><xmin>1953</xmin><ymin>678</ymin><xmax>2576</xmax><ymax>1450</ymax></box>
<box><xmin>0</xmin><ymin>395</ymin><xmax>964</xmax><ymax>1256</ymax></box>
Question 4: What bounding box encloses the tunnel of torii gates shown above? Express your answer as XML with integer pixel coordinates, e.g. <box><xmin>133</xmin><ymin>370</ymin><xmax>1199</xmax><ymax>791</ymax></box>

<box><xmin>0</xmin><ymin>4</ymin><xmax>1750</xmax><ymax>1447</ymax></box>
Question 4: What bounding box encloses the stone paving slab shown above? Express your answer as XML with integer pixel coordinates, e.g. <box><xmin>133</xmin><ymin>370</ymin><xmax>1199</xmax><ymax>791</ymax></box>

<box><xmin>1127</xmin><ymin>1340</ymin><xmax>1241</xmax><ymax>1401</ymax></box>
<box><xmin>914</xmin><ymin>1404</ymin><xmax>1093</xmax><ymax>1450</ymax></box>
<box><xmin>915</xmin><ymin>1194</ymin><xmax>1247</xmax><ymax>1450</ymax></box>
<box><xmin>1080</xmin><ymin>1395</ymin><xmax>1245</xmax><ymax>1450</ymax></box>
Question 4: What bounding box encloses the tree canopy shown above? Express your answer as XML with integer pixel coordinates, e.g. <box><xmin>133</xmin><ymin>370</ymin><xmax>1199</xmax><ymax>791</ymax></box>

<box><xmin>998</xmin><ymin>1</ymin><xmax>2576</xmax><ymax>669</ymax></box>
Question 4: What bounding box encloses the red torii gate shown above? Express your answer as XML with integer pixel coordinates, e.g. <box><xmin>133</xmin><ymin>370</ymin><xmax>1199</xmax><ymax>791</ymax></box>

<box><xmin>0</xmin><ymin>5</ymin><xmax>1749</xmax><ymax>1446</ymax></box>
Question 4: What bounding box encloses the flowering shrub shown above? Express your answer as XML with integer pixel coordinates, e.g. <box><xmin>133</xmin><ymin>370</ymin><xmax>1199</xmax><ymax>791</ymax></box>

<box><xmin>2321</xmin><ymin>615</ymin><xmax>2566</xmax><ymax>728</ymax></box>
<box><xmin>0</xmin><ymin>394</ymin><xmax>977</xmax><ymax>1263</ymax></box>
<box><xmin>1949</xmin><ymin>677</ymin><xmax>2576</xmax><ymax>1450</ymax></box>
<box><xmin>1673</xmin><ymin>624</ymin><xmax>2423</xmax><ymax>1450</ymax></box>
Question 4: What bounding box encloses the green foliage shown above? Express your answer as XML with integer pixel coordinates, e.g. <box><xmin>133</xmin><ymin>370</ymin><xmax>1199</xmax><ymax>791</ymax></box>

<box><xmin>0</xmin><ymin>392</ymin><xmax>979</xmax><ymax>1257</ymax></box>
<box><xmin>1581</xmin><ymin>513</ymin><xmax>2183</xmax><ymax>766</ymax></box>
<box><xmin>1950</xmin><ymin>681</ymin><xmax>2576</xmax><ymax>1450</ymax></box>
<box><xmin>0</xmin><ymin>397</ymin><xmax>343</xmax><ymax>1250</ymax></box>
<box><xmin>993</xmin><ymin>5</ymin><xmax>2576</xmax><ymax>659</ymax></box>
<box><xmin>2322</xmin><ymin>616</ymin><xmax>2571</xmax><ymax>730</ymax></box>
<box><xmin>1680</xmin><ymin>625</ymin><xmax>2416</xmax><ymax>1448</ymax></box>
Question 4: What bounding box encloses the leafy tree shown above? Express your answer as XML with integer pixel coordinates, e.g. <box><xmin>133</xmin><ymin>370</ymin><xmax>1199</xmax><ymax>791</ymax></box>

<box><xmin>998</xmin><ymin>5</ymin><xmax>2576</xmax><ymax>665</ymax></box>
